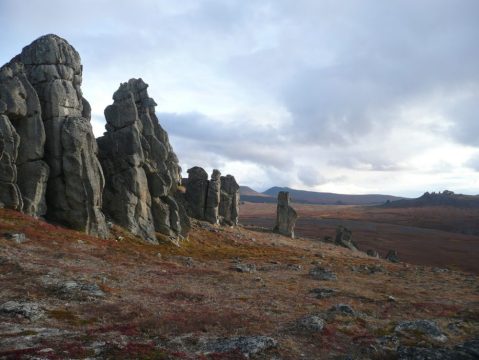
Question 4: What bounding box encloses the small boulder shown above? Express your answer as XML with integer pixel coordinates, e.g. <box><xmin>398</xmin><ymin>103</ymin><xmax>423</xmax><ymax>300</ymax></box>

<box><xmin>296</xmin><ymin>315</ymin><xmax>325</xmax><ymax>332</ymax></box>
<box><xmin>39</xmin><ymin>276</ymin><xmax>105</xmax><ymax>300</ymax></box>
<box><xmin>234</xmin><ymin>263</ymin><xmax>256</xmax><ymax>273</ymax></box>
<box><xmin>309</xmin><ymin>266</ymin><xmax>337</xmax><ymax>281</ymax></box>
<box><xmin>334</xmin><ymin>225</ymin><xmax>357</xmax><ymax>251</ymax></box>
<box><xmin>366</xmin><ymin>249</ymin><xmax>379</xmax><ymax>258</ymax></box>
<box><xmin>4</xmin><ymin>232</ymin><xmax>27</xmax><ymax>244</ymax></box>
<box><xmin>200</xmin><ymin>336</ymin><xmax>277</xmax><ymax>357</ymax></box>
<box><xmin>328</xmin><ymin>304</ymin><xmax>356</xmax><ymax>316</ymax></box>
<box><xmin>0</xmin><ymin>301</ymin><xmax>44</xmax><ymax>321</ymax></box>
<box><xmin>310</xmin><ymin>288</ymin><xmax>337</xmax><ymax>299</ymax></box>
<box><xmin>386</xmin><ymin>250</ymin><xmax>399</xmax><ymax>263</ymax></box>
<box><xmin>395</xmin><ymin>320</ymin><xmax>447</xmax><ymax>342</ymax></box>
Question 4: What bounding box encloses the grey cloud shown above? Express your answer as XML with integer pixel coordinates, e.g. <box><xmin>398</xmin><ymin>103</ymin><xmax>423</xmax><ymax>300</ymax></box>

<box><xmin>449</xmin><ymin>92</ymin><xmax>479</xmax><ymax>146</ymax></box>
<box><xmin>224</xmin><ymin>0</ymin><xmax>479</xmax><ymax>146</ymax></box>
<box><xmin>2</xmin><ymin>0</ymin><xmax>479</xmax><ymax>194</ymax></box>
<box><xmin>297</xmin><ymin>166</ymin><xmax>327</xmax><ymax>187</ymax></box>
<box><xmin>467</xmin><ymin>154</ymin><xmax>479</xmax><ymax>171</ymax></box>
<box><xmin>159</xmin><ymin>111</ymin><xmax>292</xmax><ymax>169</ymax></box>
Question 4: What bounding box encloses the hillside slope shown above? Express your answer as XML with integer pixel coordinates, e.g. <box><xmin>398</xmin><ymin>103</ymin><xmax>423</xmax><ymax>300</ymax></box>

<box><xmin>0</xmin><ymin>208</ymin><xmax>478</xmax><ymax>359</ymax></box>
<box><xmin>383</xmin><ymin>190</ymin><xmax>479</xmax><ymax>209</ymax></box>
<box><xmin>263</xmin><ymin>187</ymin><xmax>405</xmax><ymax>205</ymax></box>
<box><xmin>239</xmin><ymin>186</ymin><xmax>276</xmax><ymax>203</ymax></box>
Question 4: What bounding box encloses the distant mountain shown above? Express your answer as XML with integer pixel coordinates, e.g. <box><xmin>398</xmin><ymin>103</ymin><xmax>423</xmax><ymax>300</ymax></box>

<box><xmin>382</xmin><ymin>190</ymin><xmax>479</xmax><ymax>208</ymax></box>
<box><xmin>239</xmin><ymin>186</ymin><xmax>276</xmax><ymax>203</ymax></box>
<box><xmin>240</xmin><ymin>186</ymin><xmax>405</xmax><ymax>205</ymax></box>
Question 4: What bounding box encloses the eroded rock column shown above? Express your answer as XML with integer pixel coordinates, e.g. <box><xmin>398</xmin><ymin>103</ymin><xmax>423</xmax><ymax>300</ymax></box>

<box><xmin>0</xmin><ymin>63</ymin><xmax>48</xmax><ymax>216</ymax></box>
<box><xmin>98</xmin><ymin>78</ymin><xmax>190</xmax><ymax>242</ymax></box>
<box><xmin>12</xmin><ymin>35</ymin><xmax>108</xmax><ymax>236</ymax></box>
<box><xmin>219</xmin><ymin>175</ymin><xmax>240</xmax><ymax>226</ymax></box>
<box><xmin>205</xmin><ymin>169</ymin><xmax>221</xmax><ymax>224</ymax></box>
<box><xmin>273</xmin><ymin>191</ymin><xmax>297</xmax><ymax>238</ymax></box>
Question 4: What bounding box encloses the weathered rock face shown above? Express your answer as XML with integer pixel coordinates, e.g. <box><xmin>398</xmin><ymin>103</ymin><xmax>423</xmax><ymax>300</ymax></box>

<box><xmin>334</xmin><ymin>225</ymin><xmax>357</xmax><ymax>251</ymax></box>
<box><xmin>386</xmin><ymin>250</ymin><xmax>399</xmax><ymax>263</ymax></box>
<box><xmin>12</xmin><ymin>35</ymin><xmax>108</xmax><ymax>236</ymax></box>
<box><xmin>185</xmin><ymin>167</ymin><xmax>209</xmax><ymax>220</ymax></box>
<box><xmin>205</xmin><ymin>169</ymin><xmax>221</xmax><ymax>224</ymax></box>
<box><xmin>183</xmin><ymin>168</ymin><xmax>239</xmax><ymax>226</ymax></box>
<box><xmin>0</xmin><ymin>63</ymin><xmax>48</xmax><ymax>216</ymax></box>
<box><xmin>98</xmin><ymin>78</ymin><xmax>189</xmax><ymax>242</ymax></box>
<box><xmin>219</xmin><ymin>175</ymin><xmax>240</xmax><ymax>226</ymax></box>
<box><xmin>273</xmin><ymin>191</ymin><xmax>297</xmax><ymax>238</ymax></box>
<box><xmin>0</xmin><ymin>35</ymin><xmax>108</xmax><ymax>237</ymax></box>
<box><xmin>0</xmin><ymin>114</ymin><xmax>22</xmax><ymax>210</ymax></box>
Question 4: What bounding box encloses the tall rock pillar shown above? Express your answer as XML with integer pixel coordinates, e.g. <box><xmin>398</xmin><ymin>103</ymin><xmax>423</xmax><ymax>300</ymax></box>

<box><xmin>98</xmin><ymin>78</ymin><xmax>190</xmax><ymax>242</ymax></box>
<box><xmin>273</xmin><ymin>191</ymin><xmax>298</xmax><ymax>238</ymax></box>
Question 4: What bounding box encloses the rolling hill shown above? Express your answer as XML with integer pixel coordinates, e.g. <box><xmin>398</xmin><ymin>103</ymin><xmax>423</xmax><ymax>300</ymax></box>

<box><xmin>240</xmin><ymin>186</ymin><xmax>405</xmax><ymax>205</ymax></box>
<box><xmin>239</xmin><ymin>186</ymin><xmax>277</xmax><ymax>203</ymax></box>
<box><xmin>382</xmin><ymin>190</ymin><xmax>479</xmax><ymax>208</ymax></box>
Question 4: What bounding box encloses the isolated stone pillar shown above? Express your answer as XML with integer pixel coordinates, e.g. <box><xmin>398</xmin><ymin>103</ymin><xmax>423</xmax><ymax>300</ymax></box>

<box><xmin>273</xmin><ymin>191</ymin><xmax>298</xmax><ymax>238</ymax></box>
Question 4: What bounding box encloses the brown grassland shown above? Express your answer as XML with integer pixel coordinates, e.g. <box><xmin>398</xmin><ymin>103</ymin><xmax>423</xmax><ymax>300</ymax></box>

<box><xmin>240</xmin><ymin>202</ymin><xmax>479</xmax><ymax>274</ymax></box>
<box><xmin>0</xmin><ymin>206</ymin><xmax>478</xmax><ymax>359</ymax></box>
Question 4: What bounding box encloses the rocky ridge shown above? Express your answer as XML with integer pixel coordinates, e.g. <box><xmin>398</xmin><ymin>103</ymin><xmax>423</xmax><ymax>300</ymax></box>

<box><xmin>0</xmin><ymin>34</ymin><xmax>242</xmax><ymax>243</ymax></box>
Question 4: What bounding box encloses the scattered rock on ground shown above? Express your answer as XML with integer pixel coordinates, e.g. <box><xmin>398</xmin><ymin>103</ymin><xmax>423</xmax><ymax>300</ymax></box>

<box><xmin>39</xmin><ymin>276</ymin><xmax>105</xmax><ymax>299</ymax></box>
<box><xmin>395</xmin><ymin>319</ymin><xmax>447</xmax><ymax>342</ymax></box>
<box><xmin>366</xmin><ymin>249</ymin><xmax>379</xmax><ymax>258</ymax></box>
<box><xmin>386</xmin><ymin>250</ymin><xmax>399</xmax><ymax>263</ymax></box>
<box><xmin>309</xmin><ymin>266</ymin><xmax>337</xmax><ymax>281</ymax></box>
<box><xmin>0</xmin><ymin>301</ymin><xmax>44</xmax><ymax>321</ymax></box>
<box><xmin>200</xmin><ymin>336</ymin><xmax>277</xmax><ymax>357</ymax></box>
<box><xmin>4</xmin><ymin>232</ymin><xmax>27</xmax><ymax>243</ymax></box>
<box><xmin>351</xmin><ymin>264</ymin><xmax>384</xmax><ymax>274</ymax></box>
<box><xmin>328</xmin><ymin>304</ymin><xmax>356</xmax><ymax>316</ymax></box>
<box><xmin>170</xmin><ymin>255</ymin><xmax>195</xmax><ymax>267</ymax></box>
<box><xmin>334</xmin><ymin>225</ymin><xmax>357</xmax><ymax>251</ymax></box>
<box><xmin>234</xmin><ymin>263</ymin><xmax>257</xmax><ymax>273</ymax></box>
<box><xmin>296</xmin><ymin>315</ymin><xmax>325</xmax><ymax>332</ymax></box>
<box><xmin>310</xmin><ymin>288</ymin><xmax>337</xmax><ymax>299</ymax></box>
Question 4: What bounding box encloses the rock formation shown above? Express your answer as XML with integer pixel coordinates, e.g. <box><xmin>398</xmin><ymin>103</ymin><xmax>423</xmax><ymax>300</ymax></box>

<box><xmin>366</xmin><ymin>249</ymin><xmax>379</xmax><ymax>258</ymax></box>
<box><xmin>386</xmin><ymin>250</ymin><xmax>399</xmax><ymax>263</ymax></box>
<box><xmin>0</xmin><ymin>35</ymin><xmax>108</xmax><ymax>237</ymax></box>
<box><xmin>334</xmin><ymin>225</ymin><xmax>358</xmax><ymax>251</ymax></box>
<box><xmin>273</xmin><ymin>191</ymin><xmax>297</xmax><ymax>238</ymax></box>
<box><xmin>0</xmin><ymin>112</ymin><xmax>22</xmax><ymax>210</ymax></box>
<box><xmin>184</xmin><ymin>167</ymin><xmax>239</xmax><ymax>226</ymax></box>
<box><xmin>219</xmin><ymin>175</ymin><xmax>240</xmax><ymax>226</ymax></box>
<box><xmin>0</xmin><ymin>62</ymin><xmax>47</xmax><ymax>216</ymax></box>
<box><xmin>98</xmin><ymin>78</ymin><xmax>190</xmax><ymax>243</ymax></box>
<box><xmin>205</xmin><ymin>169</ymin><xmax>221</xmax><ymax>224</ymax></box>
<box><xmin>185</xmin><ymin>167</ymin><xmax>209</xmax><ymax>220</ymax></box>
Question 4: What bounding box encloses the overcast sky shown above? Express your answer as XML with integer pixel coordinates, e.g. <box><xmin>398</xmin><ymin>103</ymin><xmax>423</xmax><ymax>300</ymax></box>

<box><xmin>1</xmin><ymin>0</ymin><xmax>478</xmax><ymax>196</ymax></box>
